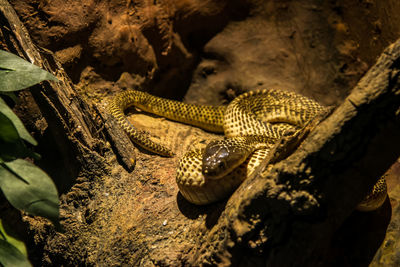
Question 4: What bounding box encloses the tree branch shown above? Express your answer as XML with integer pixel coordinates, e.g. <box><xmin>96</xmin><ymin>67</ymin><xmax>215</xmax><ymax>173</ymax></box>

<box><xmin>194</xmin><ymin>40</ymin><xmax>400</xmax><ymax>266</ymax></box>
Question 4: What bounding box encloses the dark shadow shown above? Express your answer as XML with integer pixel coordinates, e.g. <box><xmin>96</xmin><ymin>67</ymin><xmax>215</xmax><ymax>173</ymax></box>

<box><xmin>330</xmin><ymin>197</ymin><xmax>392</xmax><ymax>266</ymax></box>
<box><xmin>139</xmin><ymin>1</ymin><xmax>252</xmax><ymax>101</ymax></box>
<box><xmin>176</xmin><ymin>192</ymin><xmax>228</xmax><ymax>229</ymax></box>
<box><xmin>35</xmin><ymin>126</ymin><xmax>80</xmax><ymax>195</ymax></box>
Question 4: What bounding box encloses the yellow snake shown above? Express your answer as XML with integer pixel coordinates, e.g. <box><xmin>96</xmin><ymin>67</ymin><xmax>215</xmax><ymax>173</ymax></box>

<box><xmin>109</xmin><ymin>89</ymin><xmax>387</xmax><ymax>211</ymax></box>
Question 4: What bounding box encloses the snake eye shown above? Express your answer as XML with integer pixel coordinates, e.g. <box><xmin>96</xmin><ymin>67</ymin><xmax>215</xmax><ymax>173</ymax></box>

<box><xmin>217</xmin><ymin>161</ymin><xmax>226</xmax><ymax>171</ymax></box>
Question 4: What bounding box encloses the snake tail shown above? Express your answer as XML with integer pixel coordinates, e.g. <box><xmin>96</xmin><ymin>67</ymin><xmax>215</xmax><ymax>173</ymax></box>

<box><xmin>356</xmin><ymin>175</ymin><xmax>387</xmax><ymax>211</ymax></box>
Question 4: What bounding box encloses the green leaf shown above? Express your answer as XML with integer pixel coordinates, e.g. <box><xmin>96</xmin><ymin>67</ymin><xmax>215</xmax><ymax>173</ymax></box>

<box><xmin>0</xmin><ymin>110</ymin><xmax>38</xmax><ymax>161</ymax></box>
<box><xmin>0</xmin><ymin>239</ymin><xmax>31</xmax><ymax>267</ymax></box>
<box><xmin>0</xmin><ymin>98</ymin><xmax>37</xmax><ymax>145</ymax></box>
<box><xmin>0</xmin><ymin>110</ymin><xmax>19</xmax><ymax>143</ymax></box>
<box><xmin>0</xmin><ymin>159</ymin><xmax>59</xmax><ymax>223</ymax></box>
<box><xmin>0</xmin><ymin>92</ymin><xmax>18</xmax><ymax>103</ymax></box>
<box><xmin>0</xmin><ymin>220</ymin><xmax>28</xmax><ymax>257</ymax></box>
<box><xmin>0</xmin><ymin>50</ymin><xmax>57</xmax><ymax>92</ymax></box>
<box><xmin>0</xmin><ymin>139</ymin><xmax>39</xmax><ymax>162</ymax></box>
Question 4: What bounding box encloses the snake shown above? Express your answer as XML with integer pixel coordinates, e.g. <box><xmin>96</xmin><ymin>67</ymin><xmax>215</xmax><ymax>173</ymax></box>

<box><xmin>108</xmin><ymin>88</ymin><xmax>387</xmax><ymax>211</ymax></box>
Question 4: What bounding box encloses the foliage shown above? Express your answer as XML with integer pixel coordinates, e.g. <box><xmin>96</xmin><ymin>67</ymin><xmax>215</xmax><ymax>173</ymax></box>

<box><xmin>0</xmin><ymin>50</ymin><xmax>59</xmax><ymax>266</ymax></box>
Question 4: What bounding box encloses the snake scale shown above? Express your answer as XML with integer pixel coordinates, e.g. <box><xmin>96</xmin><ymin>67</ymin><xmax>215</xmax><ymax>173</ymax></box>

<box><xmin>109</xmin><ymin>88</ymin><xmax>387</xmax><ymax>211</ymax></box>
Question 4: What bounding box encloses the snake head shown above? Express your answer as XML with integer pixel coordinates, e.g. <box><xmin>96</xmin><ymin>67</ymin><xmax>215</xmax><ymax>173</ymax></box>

<box><xmin>202</xmin><ymin>139</ymin><xmax>248</xmax><ymax>179</ymax></box>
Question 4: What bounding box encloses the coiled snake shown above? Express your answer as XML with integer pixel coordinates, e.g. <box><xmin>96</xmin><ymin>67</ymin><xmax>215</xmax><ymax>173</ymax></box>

<box><xmin>109</xmin><ymin>89</ymin><xmax>387</xmax><ymax>211</ymax></box>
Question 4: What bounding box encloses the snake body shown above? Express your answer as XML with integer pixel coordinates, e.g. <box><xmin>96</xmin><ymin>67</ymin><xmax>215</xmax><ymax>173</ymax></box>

<box><xmin>109</xmin><ymin>88</ymin><xmax>387</xmax><ymax>210</ymax></box>
<box><xmin>109</xmin><ymin>90</ymin><xmax>225</xmax><ymax>157</ymax></box>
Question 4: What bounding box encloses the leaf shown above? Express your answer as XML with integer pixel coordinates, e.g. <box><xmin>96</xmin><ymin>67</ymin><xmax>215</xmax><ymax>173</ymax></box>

<box><xmin>0</xmin><ymin>111</ymin><xmax>38</xmax><ymax>161</ymax></box>
<box><xmin>0</xmin><ymin>50</ymin><xmax>57</xmax><ymax>92</ymax></box>
<box><xmin>0</xmin><ymin>110</ymin><xmax>19</xmax><ymax>143</ymax></box>
<box><xmin>0</xmin><ymin>92</ymin><xmax>18</xmax><ymax>103</ymax></box>
<box><xmin>0</xmin><ymin>219</ymin><xmax>28</xmax><ymax>257</ymax></box>
<box><xmin>0</xmin><ymin>97</ymin><xmax>37</xmax><ymax>145</ymax></box>
<box><xmin>0</xmin><ymin>139</ymin><xmax>39</xmax><ymax>162</ymax></box>
<box><xmin>0</xmin><ymin>239</ymin><xmax>31</xmax><ymax>267</ymax></box>
<box><xmin>0</xmin><ymin>159</ymin><xmax>59</xmax><ymax>223</ymax></box>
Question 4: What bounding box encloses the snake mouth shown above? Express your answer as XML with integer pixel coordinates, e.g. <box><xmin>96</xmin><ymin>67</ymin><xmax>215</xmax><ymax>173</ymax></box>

<box><xmin>202</xmin><ymin>161</ymin><xmax>234</xmax><ymax>179</ymax></box>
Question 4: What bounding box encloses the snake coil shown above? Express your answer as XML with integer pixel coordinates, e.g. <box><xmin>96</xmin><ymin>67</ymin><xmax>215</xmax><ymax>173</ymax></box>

<box><xmin>109</xmin><ymin>88</ymin><xmax>387</xmax><ymax>210</ymax></box>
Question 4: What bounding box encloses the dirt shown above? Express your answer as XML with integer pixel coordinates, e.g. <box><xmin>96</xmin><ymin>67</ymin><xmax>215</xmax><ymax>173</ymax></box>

<box><xmin>6</xmin><ymin>0</ymin><xmax>400</xmax><ymax>265</ymax></box>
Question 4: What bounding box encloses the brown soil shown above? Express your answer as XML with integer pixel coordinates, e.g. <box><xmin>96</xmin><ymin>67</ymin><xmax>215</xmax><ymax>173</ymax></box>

<box><xmin>5</xmin><ymin>0</ymin><xmax>400</xmax><ymax>265</ymax></box>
